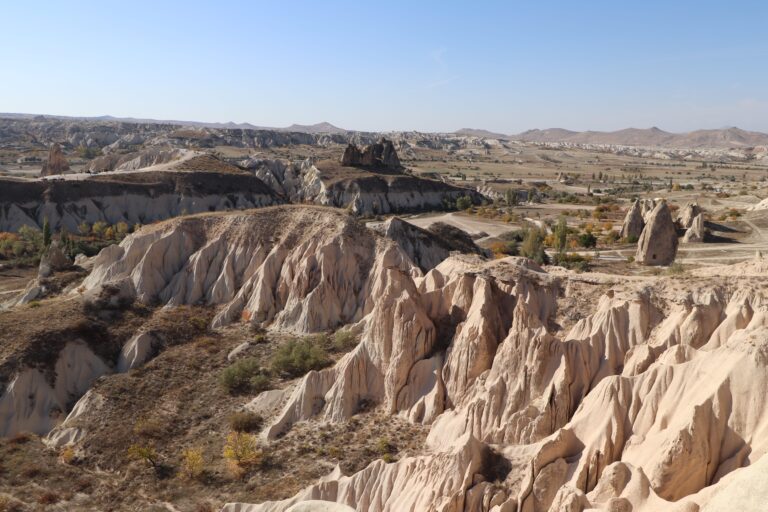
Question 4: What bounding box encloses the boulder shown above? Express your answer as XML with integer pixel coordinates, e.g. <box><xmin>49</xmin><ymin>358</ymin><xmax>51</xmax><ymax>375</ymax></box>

<box><xmin>340</xmin><ymin>139</ymin><xmax>401</xmax><ymax>170</ymax></box>
<box><xmin>682</xmin><ymin>213</ymin><xmax>706</xmax><ymax>243</ymax></box>
<box><xmin>620</xmin><ymin>199</ymin><xmax>644</xmax><ymax>240</ymax></box>
<box><xmin>678</xmin><ymin>202</ymin><xmax>702</xmax><ymax>229</ymax></box>
<box><xmin>40</xmin><ymin>143</ymin><xmax>70</xmax><ymax>176</ymax></box>
<box><xmin>635</xmin><ymin>201</ymin><xmax>678</xmax><ymax>265</ymax></box>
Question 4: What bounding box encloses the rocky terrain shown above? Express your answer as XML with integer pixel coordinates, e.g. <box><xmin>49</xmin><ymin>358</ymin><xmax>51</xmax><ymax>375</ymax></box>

<box><xmin>1</xmin><ymin>113</ymin><xmax>768</xmax><ymax>512</ymax></box>
<box><xmin>0</xmin><ymin>139</ymin><xmax>478</xmax><ymax>231</ymax></box>
<box><xmin>0</xmin><ymin>203</ymin><xmax>767</xmax><ymax>511</ymax></box>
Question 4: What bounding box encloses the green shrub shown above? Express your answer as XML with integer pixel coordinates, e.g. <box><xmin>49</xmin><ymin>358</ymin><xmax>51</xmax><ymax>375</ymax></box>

<box><xmin>489</xmin><ymin>240</ymin><xmax>518</xmax><ymax>257</ymax></box>
<box><xmin>520</xmin><ymin>227</ymin><xmax>549</xmax><ymax>265</ymax></box>
<box><xmin>127</xmin><ymin>444</ymin><xmax>159</xmax><ymax>469</ymax></box>
<box><xmin>552</xmin><ymin>253</ymin><xmax>590</xmax><ymax>272</ymax></box>
<box><xmin>228</xmin><ymin>411</ymin><xmax>263</xmax><ymax>433</ymax></box>
<box><xmin>553</xmin><ymin>216</ymin><xmax>568</xmax><ymax>253</ymax></box>
<box><xmin>375</xmin><ymin>437</ymin><xmax>395</xmax><ymax>455</ymax></box>
<box><xmin>456</xmin><ymin>195</ymin><xmax>473</xmax><ymax>210</ymax></box>
<box><xmin>221</xmin><ymin>358</ymin><xmax>271</xmax><ymax>395</ymax></box>
<box><xmin>271</xmin><ymin>338</ymin><xmax>330</xmax><ymax>378</ymax></box>
<box><xmin>666</xmin><ymin>262</ymin><xmax>685</xmax><ymax>275</ymax></box>
<box><xmin>333</xmin><ymin>330</ymin><xmax>357</xmax><ymax>352</ymax></box>
<box><xmin>577</xmin><ymin>233</ymin><xmax>597</xmax><ymax>248</ymax></box>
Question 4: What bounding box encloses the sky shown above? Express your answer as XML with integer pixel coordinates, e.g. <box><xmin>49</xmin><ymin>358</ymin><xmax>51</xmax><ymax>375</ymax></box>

<box><xmin>2</xmin><ymin>0</ymin><xmax>768</xmax><ymax>134</ymax></box>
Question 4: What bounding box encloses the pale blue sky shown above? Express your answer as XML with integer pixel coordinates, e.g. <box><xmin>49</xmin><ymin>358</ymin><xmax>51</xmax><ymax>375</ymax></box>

<box><xmin>2</xmin><ymin>1</ymin><xmax>767</xmax><ymax>133</ymax></box>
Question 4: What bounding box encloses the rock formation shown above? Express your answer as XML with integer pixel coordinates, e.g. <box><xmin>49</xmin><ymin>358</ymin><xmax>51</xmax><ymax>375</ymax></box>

<box><xmin>370</xmin><ymin>218</ymin><xmax>484</xmax><ymax>271</ymax></box>
<box><xmin>340</xmin><ymin>139</ymin><xmax>401</xmax><ymax>170</ymax></box>
<box><xmin>619</xmin><ymin>199</ymin><xmax>644</xmax><ymax>240</ymax></box>
<box><xmin>635</xmin><ymin>200</ymin><xmax>679</xmax><ymax>265</ymax></box>
<box><xmin>87</xmin><ymin>148</ymin><xmax>184</xmax><ymax>173</ymax></box>
<box><xmin>683</xmin><ymin>213</ymin><xmax>707</xmax><ymax>243</ymax></box>
<box><xmin>242</xmin><ymin>156</ymin><xmax>477</xmax><ymax>217</ymax></box>
<box><xmin>40</xmin><ymin>143</ymin><xmax>70</xmax><ymax>176</ymax></box>
<box><xmin>38</xmin><ymin>240</ymin><xmax>72</xmax><ymax>278</ymax></box>
<box><xmin>678</xmin><ymin>202</ymin><xmax>702</xmax><ymax>228</ymax></box>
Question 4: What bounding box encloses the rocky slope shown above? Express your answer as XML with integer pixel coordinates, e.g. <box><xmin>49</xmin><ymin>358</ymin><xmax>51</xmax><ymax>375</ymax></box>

<box><xmin>55</xmin><ymin>206</ymin><xmax>768</xmax><ymax>511</ymax></box>
<box><xmin>1</xmin><ymin>206</ymin><xmax>481</xmax><ymax>439</ymax></box>
<box><xmin>4</xmin><ymin>206</ymin><xmax>768</xmax><ymax>511</ymax></box>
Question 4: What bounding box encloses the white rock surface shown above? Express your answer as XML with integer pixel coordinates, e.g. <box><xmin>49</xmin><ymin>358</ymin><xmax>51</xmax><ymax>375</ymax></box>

<box><xmin>0</xmin><ymin>341</ymin><xmax>109</xmax><ymax>437</ymax></box>
<box><xmin>66</xmin><ymin>206</ymin><xmax>768</xmax><ymax>512</ymax></box>
<box><xmin>116</xmin><ymin>332</ymin><xmax>158</xmax><ymax>372</ymax></box>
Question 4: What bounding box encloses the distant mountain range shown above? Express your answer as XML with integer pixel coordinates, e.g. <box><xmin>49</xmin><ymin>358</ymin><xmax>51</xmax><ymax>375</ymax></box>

<box><xmin>512</xmin><ymin>126</ymin><xmax>768</xmax><ymax>149</ymax></box>
<box><xmin>2</xmin><ymin>113</ymin><xmax>767</xmax><ymax>149</ymax></box>
<box><xmin>457</xmin><ymin>126</ymin><xmax>768</xmax><ymax>149</ymax></box>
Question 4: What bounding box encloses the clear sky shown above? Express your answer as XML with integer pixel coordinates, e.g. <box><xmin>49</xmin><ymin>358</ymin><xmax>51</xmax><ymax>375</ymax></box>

<box><xmin>2</xmin><ymin>0</ymin><xmax>767</xmax><ymax>133</ymax></box>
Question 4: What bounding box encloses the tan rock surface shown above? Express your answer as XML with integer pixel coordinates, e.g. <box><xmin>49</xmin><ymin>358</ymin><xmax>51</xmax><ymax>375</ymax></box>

<box><xmin>619</xmin><ymin>199</ymin><xmax>644</xmax><ymax>240</ymax></box>
<box><xmin>682</xmin><ymin>212</ymin><xmax>706</xmax><ymax>243</ymax></box>
<box><xmin>73</xmin><ymin>206</ymin><xmax>768</xmax><ymax>512</ymax></box>
<box><xmin>635</xmin><ymin>201</ymin><xmax>679</xmax><ymax>265</ymax></box>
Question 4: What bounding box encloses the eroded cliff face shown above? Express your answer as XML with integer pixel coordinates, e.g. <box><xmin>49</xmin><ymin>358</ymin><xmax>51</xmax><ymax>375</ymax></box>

<box><xmin>0</xmin><ymin>171</ymin><xmax>281</xmax><ymax>232</ymax></box>
<box><xmin>210</xmin><ymin>253</ymin><xmax>766</xmax><ymax>512</ymax></box>
<box><xmin>11</xmin><ymin>206</ymin><xmax>768</xmax><ymax>512</ymax></box>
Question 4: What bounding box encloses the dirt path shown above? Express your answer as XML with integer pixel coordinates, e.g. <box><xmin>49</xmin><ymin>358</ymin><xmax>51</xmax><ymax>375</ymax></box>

<box><xmin>400</xmin><ymin>212</ymin><xmax>517</xmax><ymax>239</ymax></box>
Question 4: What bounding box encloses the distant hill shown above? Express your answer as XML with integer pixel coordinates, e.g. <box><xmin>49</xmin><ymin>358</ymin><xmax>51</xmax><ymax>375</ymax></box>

<box><xmin>454</xmin><ymin>128</ymin><xmax>509</xmax><ymax>139</ymax></box>
<box><xmin>514</xmin><ymin>126</ymin><xmax>768</xmax><ymax>148</ymax></box>
<box><xmin>281</xmin><ymin>122</ymin><xmax>347</xmax><ymax>134</ymax></box>
<box><xmin>2</xmin><ymin>112</ymin><xmax>767</xmax><ymax>148</ymax></box>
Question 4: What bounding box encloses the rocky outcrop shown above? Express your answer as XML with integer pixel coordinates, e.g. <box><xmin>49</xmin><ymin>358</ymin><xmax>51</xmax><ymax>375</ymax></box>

<box><xmin>87</xmin><ymin>148</ymin><xmax>185</xmax><ymax>173</ymax></box>
<box><xmin>635</xmin><ymin>201</ymin><xmax>679</xmax><ymax>265</ymax></box>
<box><xmin>340</xmin><ymin>139</ymin><xmax>401</xmax><ymax>170</ymax></box>
<box><xmin>370</xmin><ymin>218</ymin><xmax>484</xmax><ymax>271</ymax></box>
<box><xmin>0</xmin><ymin>342</ymin><xmax>109</xmax><ymax>436</ymax></box>
<box><xmin>80</xmin><ymin>206</ymin><xmax>416</xmax><ymax>332</ymax></box>
<box><xmin>40</xmin><ymin>143</ymin><xmax>70</xmax><ymax>176</ymax></box>
<box><xmin>38</xmin><ymin>241</ymin><xmax>72</xmax><ymax>278</ymax></box>
<box><xmin>682</xmin><ymin>213</ymin><xmax>707</xmax><ymax>243</ymax></box>
<box><xmin>678</xmin><ymin>202</ymin><xmax>702</xmax><ymax>229</ymax></box>
<box><xmin>619</xmin><ymin>199</ymin><xmax>644</xmax><ymax>240</ymax></box>
<box><xmin>241</xmin><ymin>157</ymin><xmax>478</xmax><ymax>217</ymax></box>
